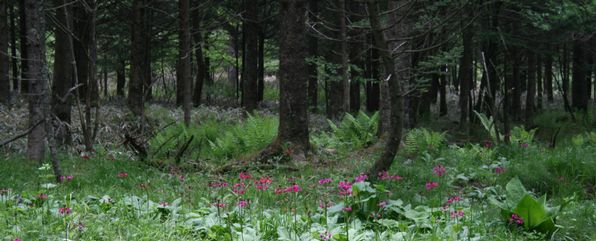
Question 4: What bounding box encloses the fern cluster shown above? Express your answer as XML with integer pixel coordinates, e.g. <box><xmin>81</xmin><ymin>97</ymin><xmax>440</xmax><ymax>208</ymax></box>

<box><xmin>403</xmin><ymin>128</ymin><xmax>446</xmax><ymax>156</ymax></box>
<box><xmin>312</xmin><ymin>111</ymin><xmax>379</xmax><ymax>151</ymax></box>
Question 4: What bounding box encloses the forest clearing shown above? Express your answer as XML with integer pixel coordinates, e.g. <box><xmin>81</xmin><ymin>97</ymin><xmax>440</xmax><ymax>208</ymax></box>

<box><xmin>0</xmin><ymin>0</ymin><xmax>595</xmax><ymax>240</ymax></box>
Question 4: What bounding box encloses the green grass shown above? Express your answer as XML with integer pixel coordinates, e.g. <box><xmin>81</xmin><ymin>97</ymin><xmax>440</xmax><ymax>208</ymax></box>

<box><xmin>1</xmin><ymin>120</ymin><xmax>595</xmax><ymax>240</ymax></box>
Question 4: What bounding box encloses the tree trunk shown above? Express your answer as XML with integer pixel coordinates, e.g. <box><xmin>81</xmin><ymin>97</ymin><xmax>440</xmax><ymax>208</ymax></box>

<box><xmin>459</xmin><ymin>19</ymin><xmax>473</xmax><ymax>127</ymax></box>
<box><xmin>128</xmin><ymin>0</ymin><xmax>146</xmax><ymax>115</ymax></box>
<box><xmin>257</xmin><ymin>28</ymin><xmax>265</xmax><ymax>102</ymax></box>
<box><xmin>572</xmin><ymin>40</ymin><xmax>589</xmax><ymax>112</ymax></box>
<box><xmin>51</xmin><ymin>0</ymin><xmax>75</xmax><ymax>145</ymax></box>
<box><xmin>511</xmin><ymin>47</ymin><xmax>522</xmax><ymax>121</ymax></box>
<box><xmin>116</xmin><ymin>60</ymin><xmax>125</xmax><ymax>96</ymax></box>
<box><xmin>439</xmin><ymin>64</ymin><xmax>448</xmax><ymax>116</ymax></box>
<box><xmin>24</xmin><ymin>0</ymin><xmax>47</xmax><ymax>161</ymax></box>
<box><xmin>365</xmin><ymin>37</ymin><xmax>380</xmax><ymax>113</ymax></box>
<box><xmin>275</xmin><ymin>0</ymin><xmax>309</xmax><ymax>156</ymax></box>
<box><xmin>191</xmin><ymin>6</ymin><xmax>205</xmax><ymax>107</ymax></box>
<box><xmin>307</xmin><ymin>0</ymin><xmax>318</xmax><ymax>110</ymax></box>
<box><xmin>9</xmin><ymin>3</ymin><xmax>18</xmax><ymax>92</ymax></box>
<box><xmin>536</xmin><ymin>54</ymin><xmax>543</xmax><ymax>110</ymax></box>
<box><xmin>562</xmin><ymin>44</ymin><xmax>570</xmax><ymax>104</ymax></box>
<box><xmin>0</xmin><ymin>0</ymin><xmax>8</xmax><ymax>104</ymax></box>
<box><xmin>73</xmin><ymin>1</ymin><xmax>98</xmax><ymax>106</ymax></box>
<box><xmin>367</xmin><ymin>0</ymin><xmax>407</xmax><ymax>175</ymax></box>
<box><xmin>178</xmin><ymin>0</ymin><xmax>192</xmax><ymax>125</ymax></box>
<box><xmin>242</xmin><ymin>0</ymin><xmax>259</xmax><ymax>112</ymax></box>
<box><xmin>545</xmin><ymin>54</ymin><xmax>554</xmax><ymax>102</ymax></box>
<box><xmin>526</xmin><ymin>50</ymin><xmax>536</xmax><ymax>123</ymax></box>
<box><xmin>19</xmin><ymin>0</ymin><xmax>28</xmax><ymax>94</ymax></box>
<box><xmin>326</xmin><ymin>0</ymin><xmax>349</xmax><ymax>119</ymax></box>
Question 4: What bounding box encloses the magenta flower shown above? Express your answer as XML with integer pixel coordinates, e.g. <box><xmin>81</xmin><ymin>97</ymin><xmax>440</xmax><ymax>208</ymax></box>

<box><xmin>509</xmin><ymin>213</ymin><xmax>524</xmax><ymax>225</ymax></box>
<box><xmin>239</xmin><ymin>172</ymin><xmax>252</xmax><ymax>180</ymax></box>
<box><xmin>450</xmin><ymin>210</ymin><xmax>464</xmax><ymax>218</ymax></box>
<box><xmin>343</xmin><ymin>206</ymin><xmax>352</xmax><ymax>212</ymax></box>
<box><xmin>378</xmin><ymin>171</ymin><xmax>389</xmax><ymax>180</ymax></box>
<box><xmin>433</xmin><ymin>165</ymin><xmax>446</xmax><ymax>177</ymax></box>
<box><xmin>495</xmin><ymin>166</ymin><xmax>505</xmax><ymax>174</ymax></box>
<box><xmin>11</xmin><ymin>238</ymin><xmax>21</xmax><ymax>241</ymax></box>
<box><xmin>354</xmin><ymin>173</ymin><xmax>368</xmax><ymax>183</ymax></box>
<box><xmin>117</xmin><ymin>172</ymin><xmax>129</xmax><ymax>178</ymax></box>
<box><xmin>208</xmin><ymin>182</ymin><xmax>229</xmax><ymax>188</ymax></box>
<box><xmin>338</xmin><ymin>181</ymin><xmax>353</xmax><ymax>196</ymax></box>
<box><xmin>447</xmin><ymin>196</ymin><xmax>461</xmax><ymax>204</ymax></box>
<box><xmin>159</xmin><ymin>202</ymin><xmax>169</xmax><ymax>207</ymax></box>
<box><xmin>291</xmin><ymin>184</ymin><xmax>301</xmax><ymax>193</ymax></box>
<box><xmin>59</xmin><ymin>207</ymin><xmax>72</xmax><ymax>215</ymax></box>
<box><xmin>38</xmin><ymin>193</ymin><xmax>48</xmax><ymax>200</ymax></box>
<box><xmin>378</xmin><ymin>201</ymin><xmax>387</xmax><ymax>209</ymax></box>
<box><xmin>320</xmin><ymin>231</ymin><xmax>332</xmax><ymax>241</ymax></box>
<box><xmin>425</xmin><ymin>181</ymin><xmax>439</xmax><ymax>190</ymax></box>
<box><xmin>237</xmin><ymin>200</ymin><xmax>249</xmax><ymax>208</ymax></box>
<box><xmin>483</xmin><ymin>140</ymin><xmax>493</xmax><ymax>148</ymax></box>
<box><xmin>318</xmin><ymin>178</ymin><xmax>332</xmax><ymax>185</ymax></box>
<box><xmin>232</xmin><ymin>183</ymin><xmax>246</xmax><ymax>195</ymax></box>
<box><xmin>520</xmin><ymin>143</ymin><xmax>529</xmax><ymax>148</ymax></box>
<box><xmin>213</xmin><ymin>202</ymin><xmax>226</xmax><ymax>208</ymax></box>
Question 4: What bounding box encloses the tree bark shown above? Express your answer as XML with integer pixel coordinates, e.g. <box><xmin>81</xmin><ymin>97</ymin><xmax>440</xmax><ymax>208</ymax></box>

<box><xmin>242</xmin><ymin>0</ymin><xmax>259</xmax><ymax>112</ymax></box>
<box><xmin>128</xmin><ymin>0</ymin><xmax>146</xmax><ymax>115</ymax></box>
<box><xmin>116</xmin><ymin>60</ymin><xmax>126</xmax><ymax>96</ymax></box>
<box><xmin>9</xmin><ymin>2</ymin><xmax>18</xmax><ymax>92</ymax></box>
<box><xmin>51</xmin><ymin>0</ymin><xmax>75</xmax><ymax>145</ymax></box>
<box><xmin>0</xmin><ymin>0</ymin><xmax>9</xmax><ymax>104</ymax></box>
<box><xmin>275</xmin><ymin>0</ymin><xmax>309</xmax><ymax>156</ymax></box>
<box><xmin>536</xmin><ymin>54</ymin><xmax>543</xmax><ymax>110</ymax></box>
<box><xmin>572</xmin><ymin>40</ymin><xmax>589</xmax><ymax>112</ymax></box>
<box><xmin>257</xmin><ymin>27</ymin><xmax>265</xmax><ymax>102</ymax></box>
<box><xmin>544</xmin><ymin>54</ymin><xmax>554</xmax><ymax>102</ymax></box>
<box><xmin>191</xmin><ymin>5</ymin><xmax>205</xmax><ymax>107</ymax></box>
<box><xmin>178</xmin><ymin>0</ymin><xmax>192</xmax><ymax>125</ymax></box>
<box><xmin>526</xmin><ymin>50</ymin><xmax>536</xmax><ymax>123</ymax></box>
<box><xmin>19</xmin><ymin>0</ymin><xmax>28</xmax><ymax>94</ymax></box>
<box><xmin>367</xmin><ymin>0</ymin><xmax>407</xmax><ymax>175</ymax></box>
<box><xmin>459</xmin><ymin>18</ymin><xmax>473</xmax><ymax>127</ymax></box>
<box><xmin>365</xmin><ymin>37</ymin><xmax>380</xmax><ymax>113</ymax></box>
<box><xmin>307</xmin><ymin>0</ymin><xmax>318</xmax><ymax>110</ymax></box>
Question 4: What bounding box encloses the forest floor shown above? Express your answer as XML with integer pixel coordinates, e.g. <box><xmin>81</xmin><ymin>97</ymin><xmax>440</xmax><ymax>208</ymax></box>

<box><xmin>1</xmin><ymin>102</ymin><xmax>595</xmax><ymax>240</ymax></box>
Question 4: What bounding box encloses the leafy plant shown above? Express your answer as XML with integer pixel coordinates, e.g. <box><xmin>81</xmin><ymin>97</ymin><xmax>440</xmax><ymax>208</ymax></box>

<box><xmin>313</xmin><ymin>111</ymin><xmax>379</xmax><ymax>150</ymax></box>
<box><xmin>403</xmin><ymin>128</ymin><xmax>446</xmax><ymax>156</ymax></box>
<box><xmin>490</xmin><ymin>178</ymin><xmax>566</xmax><ymax>234</ymax></box>
<box><xmin>510</xmin><ymin>126</ymin><xmax>536</xmax><ymax>146</ymax></box>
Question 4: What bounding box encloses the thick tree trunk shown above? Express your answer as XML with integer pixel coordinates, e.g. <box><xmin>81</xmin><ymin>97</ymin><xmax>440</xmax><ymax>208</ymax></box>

<box><xmin>242</xmin><ymin>0</ymin><xmax>259</xmax><ymax>112</ymax></box>
<box><xmin>24</xmin><ymin>0</ymin><xmax>47</xmax><ymax>161</ymax></box>
<box><xmin>511</xmin><ymin>48</ymin><xmax>522</xmax><ymax>121</ymax></box>
<box><xmin>178</xmin><ymin>0</ymin><xmax>192</xmax><ymax>125</ymax></box>
<box><xmin>367</xmin><ymin>0</ymin><xmax>406</xmax><ymax>175</ymax></box>
<box><xmin>128</xmin><ymin>0</ymin><xmax>146</xmax><ymax>115</ymax></box>
<box><xmin>307</xmin><ymin>0</ymin><xmax>318</xmax><ymax>110</ymax></box>
<box><xmin>572</xmin><ymin>40</ymin><xmax>589</xmax><ymax>112</ymax></box>
<box><xmin>73</xmin><ymin>1</ymin><xmax>98</xmax><ymax>106</ymax></box>
<box><xmin>536</xmin><ymin>54</ymin><xmax>543</xmax><ymax>110</ymax></box>
<box><xmin>562</xmin><ymin>45</ymin><xmax>570</xmax><ymax>104</ymax></box>
<box><xmin>191</xmin><ymin>9</ymin><xmax>205</xmax><ymax>106</ymax></box>
<box><xmin>19</xmin><ymin>0</ymin><xmax>28</xmax><ymax>94</ymax></box>
<box><xmin>257</xmin><ymin>29</ymin><xmax>265</xmax><ymax>102</ymax></box>
<box><xmin>439</xmin><ymin>65</ymin><xmax>448</xmax><ymax>116</ymax></box>
<box><xmin>526</xmin><ymin>50</ymin><xmax>536</xmax><ymax>123</ymax></box>
<box><xmin>326</xmin><ymin>0</ymin><xmax>349</xmax><ymax>119</ymax></box>
<box><xmin>51</xmin><ymin>0</ymin><xmax>75</xmax><ymax>145</ymax></box>
<box><xmin>0</xmin><ymin>0</ymin><xmax>8</xmax><ymax>104</ymax></box>
<box><xmin>459</xmin><ymin>20</ymin><xmax>473</xmax><ymax>127</ymax></box>
<box><xmin>275</xmin><ymin>0</ymin><xmax>309</xmax><ymax>156</ymax></box>
<box><xmin>365</xmin><ymin>38</ymin><xmax>380</xmax><ymax>113</ymax></box>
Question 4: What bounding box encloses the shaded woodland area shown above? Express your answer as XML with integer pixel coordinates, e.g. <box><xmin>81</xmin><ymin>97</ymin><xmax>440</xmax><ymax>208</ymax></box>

<box><xmin>0</xmin><ymin>0</ymin><xmax>595</xmax><ymax>240</ymax></box>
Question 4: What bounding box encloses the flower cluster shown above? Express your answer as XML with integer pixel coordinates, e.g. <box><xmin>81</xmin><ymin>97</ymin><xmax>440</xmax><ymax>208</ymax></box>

<box><xmin>425</xmin><ymin>181</ymin><xmax>439</xmax><ymax>190</ymax></box>
<box><xmin>275</xmin><ymin>184</ymin><xmax>301</xmax><ymax>194</ymax></box>
<box><xmin>338</xmin><ymin>181</ymin><xmax>352</xmax><ymax>196</ymax></box>
<box><xmin>59</xmin><ymin>175</ymin><xmax>74</xmax><ymax>182</ymax></box>
<box><xmin>59</xmin><ymin>207</ymin><xmax>72</xmax><ymax>215</ymax></box>
<box><xmin>255</xmin><ymin>177</ymin><xmax>272</xmax><ymax>190</ymax></box>
<box><xmin>117</xmin><ymin>172</ymin><xmax>129</xmax><ymax>178</ymax></box>
<box><xmin>509</xmin><ymin>213</ymin><xmax>524</xmax><ymax>225</ymax></box>
<box><xmin>450</xmin><ymin>210</ymin><xmax>465</xmax><ymax>219</ymax></box>
<box><xmin>433</xmin><ymin>165</ymin><xmax>446</xmax><ymax>177</ymax></box>
<box><xmin>318</xmin><ymin>178</ymin><xmax>332</xmax><ymax>185</ymax></box>
<box><xmin>377</xmin><ymin>171</ymin><xmax>402</xmax><ymax>181</ymax></box>
<box><xmin>354</xmin><ymin>173</ymin><xmax>368</xmax><ymax>183</ymax></box>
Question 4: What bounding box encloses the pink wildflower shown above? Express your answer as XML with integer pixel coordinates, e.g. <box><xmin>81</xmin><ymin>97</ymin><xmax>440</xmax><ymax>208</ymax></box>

<box><xmin>117</xmin><ymin>172</ymin><xmax>129</xmax><ymax>178</ymax></box>
<box><xmin>425</xmin><ymin>181</ymin><xmax>439</xmax><ymax>190</ymax></box>
<box><xmin>343</xmin><ymin>206</ymin><xmax>352</xmax><ymax>212</ymax></box>
<box><xmin>433</xmin><ymin>165</ymin><xmax>446</xmax><ymax>177</ymax></box>
<box><xmin>318</xmin><ymin>178</ymin><xmax>332</xmax><ymax>185</ymax></box>
<box><xmin>520</xmin><ymin>143</ymin><xmax>529</xmax><ymax>148</ymax></box>
<box><xmin>378</xmin><ymin>201</ymin><xmax>387</xmax><ymax>209</ymax></box>
<box><xmin>239</xmin><ymin>172</ymin><xmax>252</xmax><ymax>180</ymax></box>
<box><xmin>450</xmin><ymin>210</ymin><xmax>464</xmax><ymax>218</ymax></box>
<box><xmin>38</xmin><ymin>193</ymin><xmax>48</xmax><ymax>200</ymax></box>
<box><xmin>510</xmin><ymin>213</ymin><xmax>524</xmax><ymax>225</ymax></box>
<box><xmin>232</xmin><ymin>183</ymin><xmax>246</xmax><ymax>195</ymax></box>
<box><xmin>378</xmin><ymin>171</ymin><xmax>389</xmax><ymax>180</ymax></box>
<box><xmin>354</xmin><ymin>173</ymin><xmax>368</xmax><ymax>183</ymax></box>
<box><xmin>159</xmin><ymin>202</ymin><xmax>169</xmax><ymax>207</ymax></box>
<box><xmin>338</xmin><ymin>181</ymin><xmax>352</xmax><ymax>196</ymax></box>
<box><xmin>59</xmin><ymin>207</ymin><xmax>72</xmax><ymax>215</ymax></box>
<box><xmin>447</xmin><ymin>196</ymin><xmax>461</xmax><ymax>204</ymax></box>
<box><xmin>291</xmin><ymin>184</ymin><xmax>301</xmax><ymax>193</ymax></box>
<box><xmin>320</xmin><ymin>231</ymin><xmax>332</xmax><ymax>241</ymax></box>
<box><xmin>237</xmin><ymin>200</ymin><xmax>249</xmax><ymax>208</ymax></box>
<box><xmin>495</xmin><ymin>166</ymin><xmax>505</xmax><ymax>174</ymax></box>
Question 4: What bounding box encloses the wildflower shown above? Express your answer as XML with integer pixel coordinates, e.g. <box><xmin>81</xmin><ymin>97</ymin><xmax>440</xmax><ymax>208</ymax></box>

<box><xmin>378</xmin><ymin>171</ymin><xmax>389</xmax><ymax>180</ymax></box>
<box><xmin>378</xmin><ymin>201</ymin><xmax>387</xmax><ymax>209</ymax></box>
<box><xmin>495</xmin><ymin>166</ymin><xmax>505</xmax><ymax>174</ymax></box>
<box><xmin>290</xmin><ymin>184</ymin><xmax>301</xmax><ymax>193</ymax></box>
<box><xmin>159</xmin><ymin>202</ymin><xmax>169</xmax><ymax>207</ymax></box>
<box><xmin>433</xmin><ymin>165</ymin><xmax>446</xmax><ymax>177</ymax></box>
<box><xmin>343</xmin><ymin>206</ymin><xmax>352</xmax><ymax>212</ymax></box>
<box><xmin>509</xmin><ymin>213</ymin><xmax>524</xmax><ymax>225</ymax></box>
<box><xmin>450</xmin><ymin>210</ymin><xmax>465</xmax><ymax>218</ymax></box>
<box><xmin>425</xmin><ymin>181</ymin><xmax>439</xmax><ymax>190</ymax></box>
<box><xmin>447</xmin><ymin>196</ymin><xmax>461</xmax><ymax>204</ymax></box>
<box><xmin>213</xmin><ymin>202</ymin><xmax>226</xmax><ymax>208</ymax></box>
<box><xmin>67</xmin><ymin>176</ymin><xmax>74</xmax><ymax>181</ymax></box>
<box><xmin>178</xmin><ymin>175</ymin><xmax>185</xmax><ymax>182</ymax></box>
<box><xmin>274</xmin><ymin>187</ymin><xmax>285</xmax><ymax>195</ymax></box>
<box><xmin>483</xmin><ymin>140</ymin><xmax>493</xmax><ymax>148</ymax></box>
<box><xmin>59</xmin><ymin>176</ymin><xmax>65</xmax><ymax>182</ymax></box>
<box><xmin>520</xmin><ymin>143</ymin><xmax>529</xmax><ymax>148</ymax></box>
<box><xmin>354</xmin><ymin>173</ymin><xmax>368</xmax><ymax>183</ymax></box>
<box><xmin>320</xmin><ymin>231</ymin><xmax>332</xmax><ymax>241</ymax></box>
<box><xmin>239</xmin><ymin>172</ymin><xmax>252</xmax><ymax>180</ymax></box>
<box><xmin>38</xmin><ymin>193</ymin><xmax>48</xmax><ymax>200</ymax></box>
<box><xmin>318</xmin><ymin>178</ymin><xmax>332</xmax><ymax>185</ymax></box>
<box><xmin>117</xmin><ymin>172</ymin><xmax>128</xmax><ymax>178</ymax></box>
<box><xmin>208</xmin><ymin>182</ymin><xmax>229</xmax><ymax>188</ymax></box>
<box><xmin>259</xmin><ymin>176</ymin><xmax>272</xmax><ymax>184</ymax></box>
<box><xmin>59</xmin><ymin>207</ymin><xmax>72</xmax><ymax>215</ymax></box>
<box><xmin>232</xmin><ymin>183</ymin><xmax>246</xmax><ymax>195</ymax></box>
<box><xmin>440</xmin><ymin>204</ymin><xmax>449</xmax><ymax>212</ymax></box>
<box><xmin>338</xmin><ymin>181</ymin><xmax>352</xmax><ymax>196</ymax></box>
<box><xmin>237</xmin><ymin>200</ymin><xmax>249</xmax><ymax>208</ymax></box>
<box><xmin>11</xmin><ymin>238</ymin><xmax>21</xmax><ymax>241</ymax></box>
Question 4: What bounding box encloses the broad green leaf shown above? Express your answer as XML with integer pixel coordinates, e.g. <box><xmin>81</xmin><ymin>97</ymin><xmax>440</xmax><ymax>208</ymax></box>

<box><xmin>506</xmin><ymin>178</ymin><xmax>528</xmax><ymax>207</ymax></box>
<box><xmin>514</xmin><ymin>194</ymin><xmax>547</xmax><ymax>229</ymax></box>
